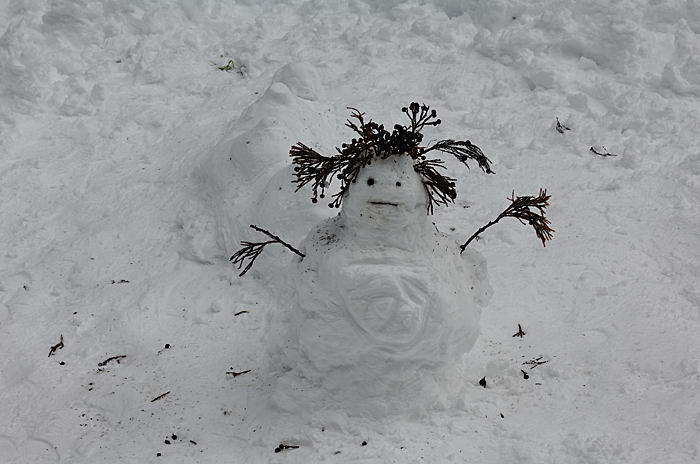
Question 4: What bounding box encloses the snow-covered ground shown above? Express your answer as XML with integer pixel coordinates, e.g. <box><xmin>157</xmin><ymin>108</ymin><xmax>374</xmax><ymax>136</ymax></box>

<box><xmin>1</xmin><ymin>1</ymin><xmax>699</xmax><ymax>462</ymax></box>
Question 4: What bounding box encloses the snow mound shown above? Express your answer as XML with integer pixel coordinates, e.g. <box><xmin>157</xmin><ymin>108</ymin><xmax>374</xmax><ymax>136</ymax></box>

<box><xmin>193</xmin><ymin>62</ymin><xmax>336</xmax><ymax>262</ymax></box>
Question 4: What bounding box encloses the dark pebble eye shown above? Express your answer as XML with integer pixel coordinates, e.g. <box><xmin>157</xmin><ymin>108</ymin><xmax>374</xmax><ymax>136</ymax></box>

<box><xmin>395</xmin><ymin>181</ymin><xmax>401</xmax><ymax>187</ymax></box>
<box><xmin>367</xmin><ymin>178</ymin><xmax>375</xmax><ymax>186</ymax></box>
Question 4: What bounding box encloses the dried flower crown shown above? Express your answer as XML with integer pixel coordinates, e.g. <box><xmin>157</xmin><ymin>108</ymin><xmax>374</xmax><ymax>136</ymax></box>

<box><xmin>290</xmin><ymin>102</ymin><xmax>494</xmax><ymax>214</ymax></box>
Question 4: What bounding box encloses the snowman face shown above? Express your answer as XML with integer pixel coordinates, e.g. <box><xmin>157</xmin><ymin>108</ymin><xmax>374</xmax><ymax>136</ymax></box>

<box><xmin>341</xmin><ymin>155</ymin><xmax>427</xmax><ymax>228</ymax></box>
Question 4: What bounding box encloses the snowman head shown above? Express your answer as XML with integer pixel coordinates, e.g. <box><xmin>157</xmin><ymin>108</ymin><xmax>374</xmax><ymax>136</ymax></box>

<box><xmin>290</xmin><ymin>103</ymin><xmax>494</xmax><ymax>214</ymax></box>
<box><xmin>341</xmin><ymin>154</ymin><xmax>427</xmax><ymax>231</ymax></box>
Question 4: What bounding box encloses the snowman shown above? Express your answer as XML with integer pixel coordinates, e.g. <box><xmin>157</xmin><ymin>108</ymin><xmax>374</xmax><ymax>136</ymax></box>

<box><xmin>230</xmin><ymin>104</ymin><xmax>493</xmax><ymax>414</ymax></box>
<box><xmin>231</xmin><ymin>104</ymin><xmax>555</xmax><ymax>415</ymax></box>
<box><xmin>282</xmin><ymin>156</ymin><xmax>490</xmax><ymax>408</ymax></box>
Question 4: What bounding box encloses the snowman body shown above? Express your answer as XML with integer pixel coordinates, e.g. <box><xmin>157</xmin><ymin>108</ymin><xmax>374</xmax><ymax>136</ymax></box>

<box><xmin>277</xmin><ymin>155</ymin><xmax>488</xmax><ymax>409</ymax></box>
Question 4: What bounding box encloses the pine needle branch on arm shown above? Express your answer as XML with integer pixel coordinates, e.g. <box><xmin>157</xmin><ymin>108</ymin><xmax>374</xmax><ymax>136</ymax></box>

<box><xmin>460</xmin><ymin>189</ymin><xmax>554</xmax><ymax>253</ymax></box>
<box><xmin>230</xmin><ymin>225</ymin><xmax>305</xmax><ymax>277</ymax></box>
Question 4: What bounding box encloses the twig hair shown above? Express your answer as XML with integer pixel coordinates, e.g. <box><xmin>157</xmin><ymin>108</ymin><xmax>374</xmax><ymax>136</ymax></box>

<box><xmin>290</xmin><ymin>103</ymin><xmax>493</xmax><ymax>214</ymax></box>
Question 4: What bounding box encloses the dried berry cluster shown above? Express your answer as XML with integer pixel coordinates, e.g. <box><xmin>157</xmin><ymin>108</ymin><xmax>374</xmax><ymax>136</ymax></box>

<box><xmin>290</xmin><ymin>103</ymin><xmax>494</xmax><ymax>213</ymax></box>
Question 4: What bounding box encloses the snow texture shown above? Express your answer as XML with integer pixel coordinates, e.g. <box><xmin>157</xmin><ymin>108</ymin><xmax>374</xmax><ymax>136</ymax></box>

<box><xmin>1</xmin><ymin>0</ymin><xmax>699</xmax><ymax>463</ymax></box>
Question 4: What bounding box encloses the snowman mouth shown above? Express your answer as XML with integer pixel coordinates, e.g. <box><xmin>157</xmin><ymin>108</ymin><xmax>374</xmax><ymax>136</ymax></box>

<box><xmin>368</xmin><ymin>201</ymin><xmax>399</xmax><ymax>207</ymax></box>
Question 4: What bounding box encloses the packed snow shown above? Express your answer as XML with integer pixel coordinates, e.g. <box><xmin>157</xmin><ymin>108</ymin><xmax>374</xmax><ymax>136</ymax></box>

<box><xmin>1</xmin><ymin>1</ymin><xmax>699</xmax><ymax>463</ymax></box>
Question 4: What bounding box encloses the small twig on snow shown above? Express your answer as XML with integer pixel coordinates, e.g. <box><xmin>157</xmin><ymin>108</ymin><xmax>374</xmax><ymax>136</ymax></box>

<box><xmin>98</xmin><ymin>355</ymin><xmax>127</xmax><ymax>367</ymax></box>
<box><xmin>150</xmin><ymin>391</ymin><xmax>170</xmax><ymax>403</ymax></box>
<box><xmin>275</xmin><ymin>444</ymin><xmax>300</xmax><ymax>453</ymax></box>
<box><xmin>217</xmin><ymin>59</ymin><xmax>235</xmax><ymax>72</ymax></box>
<box><xmin>590</xmin><ymin>146</ymin><xmax>617</xmax><ymax>157</ymax></box>
<box><xmin>522</xmin><ymin>356</ymin><xmax>549</xmax><ymax>369</ymax></box>
<box><xmin>513</xmin><ymin>324</ymin><xmax>526</xmax><ymax>338</ymax></box>
<box><xmin>48</xmin><ymin>334</ymin><xmax>64</xmax><ymax>357</ymax></box>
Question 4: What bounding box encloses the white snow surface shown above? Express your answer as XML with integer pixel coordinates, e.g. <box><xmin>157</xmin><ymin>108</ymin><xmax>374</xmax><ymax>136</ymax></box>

<box><xmin>1</xmin><ymin>1</ymin><xmax>699</xmax><ymax>463</ymax></box>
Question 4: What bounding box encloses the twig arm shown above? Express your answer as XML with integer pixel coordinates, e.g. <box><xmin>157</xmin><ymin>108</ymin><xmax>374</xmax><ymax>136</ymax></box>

<box><xmin>230</xmin><ymin>225</ymin><xmax>305</xmax><ymax>277</ymax></box>
<box><xmin>460</xmin><ymin>189</ymin><xmax>553</xmax><ymax>252</ymax></box>
<box><xmin>459</xmin><ymin>217</ymin><xmax>503</xmax><ymax>253</ymax></box>
<box><xmin>249</xmin><ymin>225</ymin><xmax>305</xmax><ymax>258</ymax></box>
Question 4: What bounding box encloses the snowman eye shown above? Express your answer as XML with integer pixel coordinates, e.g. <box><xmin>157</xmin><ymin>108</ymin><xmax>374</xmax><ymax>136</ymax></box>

<box><xmin>395</xmin><ymin>181</ymin><xmax>401</xmax><ymax>187</ymax></box>
<box><xmin>367</xmin><ymin>178</ymin><xmax>375</xmax><ymax>186</ymax></box>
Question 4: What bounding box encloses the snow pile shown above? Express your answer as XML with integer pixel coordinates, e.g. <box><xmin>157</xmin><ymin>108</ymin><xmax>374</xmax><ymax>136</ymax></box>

<box><xmin>193</xmin><ymin>62</ymin><xmax>338</xmax><ymax>267</ymax></box>
<box><xmin>270</xmin><ymin>155</ymin><xmax>490</xmax><ymax>417</ymax></box>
